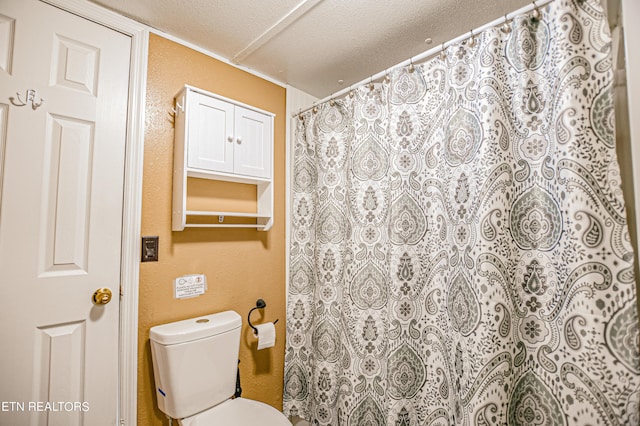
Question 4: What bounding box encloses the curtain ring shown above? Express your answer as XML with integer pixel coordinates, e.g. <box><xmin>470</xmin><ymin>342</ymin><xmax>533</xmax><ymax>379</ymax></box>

<box><xmin>368</xmin><ymin>77</ymin><xmax>375</xmax><ymax>91</ymax></box>
<box><xmin>408</xmin><ymin>59</ymin><xmax>415</xmax><ymax>73</ymax></box>
<box><xmin>501</xmin><ymin>14</ymin><xmax>512</xmax><ymax>33</ymax></box>
<box><xmin>312</xmin><ymin>103</ymin><xmax>318</xmax><ymax>114</ymax></box>
<box><xmin>531</xmin><ymin>1</ymin><xmax>541</xmax><ymax>21</ymax></box>
<box><xmin>385</xmin><ymin>69</ymin><xmax>391</xmax><ymax>82</ymax></box>
<box><xmin>349</xmin><ymin>86</ymin><xmax>355</xmax><ymax>98</ymax></box>
<box><xmin>468</xmin><ymin>29</ymin><xmax>476</xmax><ymax>48</ymax></box>
<box><xmin>439</xmin><ymin>43</ymin><xmax>447</xmax><ymax>61</ymax></box>
<box><xmin>329</xmin><ymin>95</ymin><xmax>335</xmax><ymax>107</ymax></box>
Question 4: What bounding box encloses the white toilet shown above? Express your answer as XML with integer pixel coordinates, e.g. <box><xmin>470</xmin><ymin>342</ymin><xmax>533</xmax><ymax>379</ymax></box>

<box><xmin>150</xmin><ymin>310</ymin><xmax>292</xmax><ymax>425</ymax></box>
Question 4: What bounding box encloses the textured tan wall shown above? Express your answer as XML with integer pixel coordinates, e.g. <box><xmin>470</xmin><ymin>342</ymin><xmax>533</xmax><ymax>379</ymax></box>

<box><xmin>138</xmin><ymin>33</ymin><xmax>287</xmax><ymax>425</ymax></box>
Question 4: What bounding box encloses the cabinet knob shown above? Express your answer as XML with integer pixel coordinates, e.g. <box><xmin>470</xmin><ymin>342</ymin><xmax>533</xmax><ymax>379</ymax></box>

<box><xmin>236</xmin><ymin>137</ymin><xmax>242</xmax><ymax>144</ymax></box>
<box><xmin>227</xmin><ymin>135</ymin><xmax>234</xmax><ymax>142</ymax></box>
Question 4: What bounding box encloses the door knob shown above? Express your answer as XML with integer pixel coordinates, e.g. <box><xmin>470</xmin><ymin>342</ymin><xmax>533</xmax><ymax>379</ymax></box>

<box><xmin>92</xmin><ymin>288</ymin><xmax>113</xmax><ymax>305</ymax></box>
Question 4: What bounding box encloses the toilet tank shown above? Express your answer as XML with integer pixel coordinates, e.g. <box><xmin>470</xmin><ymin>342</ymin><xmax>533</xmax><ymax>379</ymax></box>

<box><xmin>150</xmin><ymin>311</ymin><xmax>242</xmax><ymax>420</ymax></box>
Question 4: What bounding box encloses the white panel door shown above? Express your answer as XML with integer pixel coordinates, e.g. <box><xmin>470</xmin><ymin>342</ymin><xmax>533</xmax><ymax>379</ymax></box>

<box><xmin>234</xmin><ymin>106</ymin><xmax>272</xmax><ymax>179</ymax></box>
<box><xmin>0</xmin><ymin>1</ymin><xmax>130</xmax><ymax>425</ymax></box>
<box><xmin>187</xmin><ymin>91</ymin><xmax>235</xmax><ymax>173</ymax></box>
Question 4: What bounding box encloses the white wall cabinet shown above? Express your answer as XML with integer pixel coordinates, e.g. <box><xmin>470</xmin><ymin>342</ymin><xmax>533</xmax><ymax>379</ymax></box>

<box><xmin>173</xmin><ymin>85</ymin><xmax>274</xmax><ymax>231</ymax></box>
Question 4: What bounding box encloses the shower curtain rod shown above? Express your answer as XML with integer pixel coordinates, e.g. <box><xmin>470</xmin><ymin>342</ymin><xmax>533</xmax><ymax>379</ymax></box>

<box><xmin>294</xmin><ymin>0</ymin><xmax>554</xmax><ymax>117</ymax></box>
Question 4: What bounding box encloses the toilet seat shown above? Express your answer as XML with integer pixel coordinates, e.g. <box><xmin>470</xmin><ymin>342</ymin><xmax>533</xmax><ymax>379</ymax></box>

<box><xmin>179</xmin><ymin>397</ymin><xmax>291</xmax><ymax>426</ymax></box>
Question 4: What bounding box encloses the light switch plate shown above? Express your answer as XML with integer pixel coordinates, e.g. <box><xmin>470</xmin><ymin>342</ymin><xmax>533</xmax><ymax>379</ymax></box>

<box><xmin>141</xmin><ymin>236</ymin><xmax>159</xmax><ymax>262</ymax></box>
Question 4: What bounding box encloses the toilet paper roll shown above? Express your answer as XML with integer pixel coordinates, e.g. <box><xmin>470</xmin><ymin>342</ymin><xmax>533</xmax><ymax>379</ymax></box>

<box><xmin>254</xmin><ymin>322</ymin><xmax>276</xmax><ymax>350</ymax></box>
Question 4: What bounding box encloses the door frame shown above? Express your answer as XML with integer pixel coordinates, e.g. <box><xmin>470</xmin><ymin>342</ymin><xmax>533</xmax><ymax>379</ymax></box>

<box><xmin>39</xmin><ymin>0</ymin><xmax>147</xmax><ymax>424</ymax></box>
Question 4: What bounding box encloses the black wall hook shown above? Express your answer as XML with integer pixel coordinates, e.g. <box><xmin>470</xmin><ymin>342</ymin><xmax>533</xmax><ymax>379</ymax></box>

<box><xmin>247</xmin><ymin>298</ymin><xmax>279</xmax><ymax>335</ymax></box>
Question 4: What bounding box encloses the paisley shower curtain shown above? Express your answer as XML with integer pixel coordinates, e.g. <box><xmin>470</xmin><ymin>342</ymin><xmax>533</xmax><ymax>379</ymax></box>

<box><xmin>284</xmin><ymin>0</ymin><xmax>640</xmax><ymax>424</ymax></box>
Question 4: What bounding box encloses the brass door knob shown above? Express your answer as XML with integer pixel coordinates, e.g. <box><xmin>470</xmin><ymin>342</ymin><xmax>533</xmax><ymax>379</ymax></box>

<box><xmin>92</xmin><ymin>288</ymin><xmax>113</xmax><ymax>305</ymax></box>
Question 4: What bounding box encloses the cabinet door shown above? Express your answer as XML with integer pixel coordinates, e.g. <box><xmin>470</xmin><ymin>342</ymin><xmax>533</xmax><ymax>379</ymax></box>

<box><xmin>187</xmin><ymin>92</ymin><xmax>235</xmax><ymax>173</ymax></box>
<box><xmin>234</xmin><ymin>106</ymin><xmax>272</xmax><ymax>179</ymax></box>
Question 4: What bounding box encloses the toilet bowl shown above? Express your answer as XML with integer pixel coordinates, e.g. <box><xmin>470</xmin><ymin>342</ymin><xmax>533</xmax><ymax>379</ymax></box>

<box><xmin>150</xmin><ymin>311</ymin><xmax>291</xmax><ymax>425</ymax></box>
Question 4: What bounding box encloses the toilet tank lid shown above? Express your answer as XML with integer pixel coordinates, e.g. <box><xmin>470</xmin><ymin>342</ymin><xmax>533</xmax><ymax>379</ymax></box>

<box><xmin>150</xmin><ymin>311</ymin><xmax>242</xmax><ymax>345</ymax></box>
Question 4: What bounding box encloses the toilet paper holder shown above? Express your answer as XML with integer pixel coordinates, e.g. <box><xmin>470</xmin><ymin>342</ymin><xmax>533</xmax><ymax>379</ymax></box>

<box><xmin>247</xmin><ymin>299</ymin><xmax>278</xmax><ymax>335</ymax></box>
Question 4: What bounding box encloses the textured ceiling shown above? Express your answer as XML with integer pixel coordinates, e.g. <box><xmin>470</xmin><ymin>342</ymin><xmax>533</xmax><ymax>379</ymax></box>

<box><xmin>89</xmin><ymin>0</ymin><xmax>540</xmax><ymax>98</ymax></box>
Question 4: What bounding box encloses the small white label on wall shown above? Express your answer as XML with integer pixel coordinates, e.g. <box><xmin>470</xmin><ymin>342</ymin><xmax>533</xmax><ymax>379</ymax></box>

<box><xmin>174</xmin><ymin>274</ymin><xmax>207</xmax><ymax>299</ymax></box>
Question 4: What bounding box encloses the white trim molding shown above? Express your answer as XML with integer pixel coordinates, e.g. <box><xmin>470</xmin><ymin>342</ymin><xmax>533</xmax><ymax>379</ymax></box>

<box><xmin>619</xmin><ymin>0</ymin><xmax>640</xmax><ymax>320</ymax></box>
<box><xmin>621</xmin><ymin>0</ymin><xmax>640</xmax><ymax>255</ymax></box>
<box><xmin>285</xmin><ymin>86</ymin><xmax>317</xmax><ymax>310</ymax></box>
<box><xmin>150</xmin><ymin>27</ymin><xmax>286</xmax><ymax>89</ymax></box>
<box><xmin>231</xmin><ymin>0</ymin><xmax>324</xmax><ymax>63</ymax></box>
<box><xmin>40</xmin><ymin>1</ymin><xmax>147</xmax><ymax>425</ymax></box>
